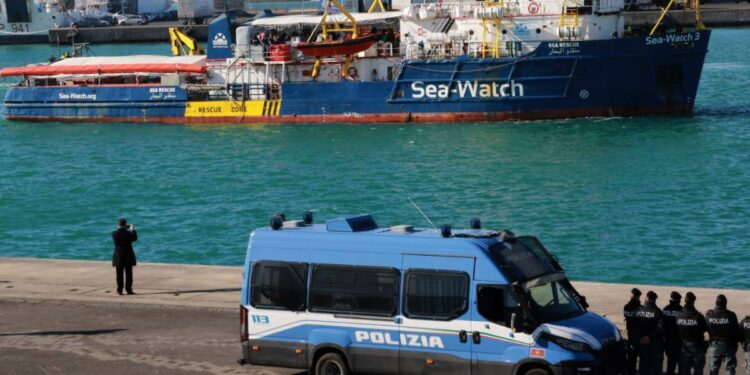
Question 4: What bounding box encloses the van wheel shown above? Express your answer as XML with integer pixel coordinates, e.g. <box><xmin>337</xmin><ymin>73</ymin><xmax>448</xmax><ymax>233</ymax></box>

<box><xmin>524</xmin><ymin>369</ymin><xmax>551</xmax><ymax>375</ymax></box>
<box><xmin>315</xmin><ymin>353</ymin><xmax>350</xmax><ymax>375</ymax></box>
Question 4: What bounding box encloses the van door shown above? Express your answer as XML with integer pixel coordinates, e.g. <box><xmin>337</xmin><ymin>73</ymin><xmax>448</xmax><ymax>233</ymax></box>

<box><xmin>471</xmin><ymin>284</ymin><xmax>534</xmax><ymax>375</ymax></box>
<box><xmin>400</xmin><ymin>254</ymin><xmax>475</xmax><ymax>374</ymax></box>
<box><xmin>246</xmin><ymin>261</ymin><xmax>309</xmax><ymax>369</ymax></box>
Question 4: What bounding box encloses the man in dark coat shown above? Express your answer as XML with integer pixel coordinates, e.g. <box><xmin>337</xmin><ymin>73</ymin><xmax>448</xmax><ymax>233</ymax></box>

<box><xmin>737</xmin><ymin>314</ymin><xmax>749</xmax><ymax>375</ymax></box>
<box><xmin>706</xmin><ymin>294</ymin><xmax>739</xmax><ymax>375</ymax></box>
<box><xmin>636</xmin><ymin>290</ymin><xmax>664</xmax><ymax>375</ymax></box>
<box><xmin>676</xmin><ymin>292</ymin><xmax>708</xmax><ymax>375</ymax></box>
<box><xmin>663</xmin><ymin>291</ymin><xmax>683</xmax><ymax>375</ymax></box>
<box><xmin>112</xmin><ymin>218</ymin><xmax>138</xmax><ymax>295</ymax></box>
<box><xmin>624</xmin><ymin>288</ymin><xmax>643</xmax><ymax>375</ymax></box>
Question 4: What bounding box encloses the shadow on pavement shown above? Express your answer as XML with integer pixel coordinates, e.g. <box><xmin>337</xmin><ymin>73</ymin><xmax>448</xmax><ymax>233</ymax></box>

<box><xmin>0</xmin><ymin>328</ymin><xmax>128</xmax><ymax>337</ymax></box>
<box><xmin>141</xmin><ymin>288</ymin><xmax>240</xmax><ymax>296</ymax></box>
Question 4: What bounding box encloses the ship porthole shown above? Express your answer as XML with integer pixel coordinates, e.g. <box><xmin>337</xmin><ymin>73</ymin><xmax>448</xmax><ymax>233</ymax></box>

<box><xmin>536</xmin><ymin>28</ymin><xmax>542</xmax><ymax>34</ymax></box>
<box><xmin>502</xmin><ymin>29</ymin><xmax>507</xmax><ymax>35</ymax></box>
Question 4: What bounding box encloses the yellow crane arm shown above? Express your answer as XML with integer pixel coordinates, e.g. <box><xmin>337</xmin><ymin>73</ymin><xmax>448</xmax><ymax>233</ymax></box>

<box><xmin>169</xmin><ymin>27</ymin><xmax>206</xmax><ymax>56</ymax></box>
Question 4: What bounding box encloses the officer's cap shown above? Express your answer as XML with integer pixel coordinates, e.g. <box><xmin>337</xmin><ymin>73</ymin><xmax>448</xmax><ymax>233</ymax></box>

<box><xmin>670</xmin><ymin>291</ymin><xmax>681</xmax><ymax>301</ymax></box>
<box><xmin>646</xmin><ymin>290</ymin><xmax>658</xmax><ymax>300</ymax></box>
<box><xmin>685</xmin><ymin>292</ymin><xmax>696</xmax><ymax>304</ymax></box>
<box><xmin>631</xmin><ymin>288</ymin><xmax>642</xmax><ymax>297</ymax></box>
<box><xmin>716</xmin><ymin>294</ymin><xmax>727</xmax><ymax>307</ymax></box>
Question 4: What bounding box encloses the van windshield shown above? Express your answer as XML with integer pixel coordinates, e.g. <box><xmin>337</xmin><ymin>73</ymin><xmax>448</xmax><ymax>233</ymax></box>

<box><xmin>489</xmin><ymin>237</ymin><xmax>561</xmax><ymax>282</ymax></box>
<box><xmin>525</xmin><ymin>279</ymin><xmax>585</xmax><ymax>322</ymax></box>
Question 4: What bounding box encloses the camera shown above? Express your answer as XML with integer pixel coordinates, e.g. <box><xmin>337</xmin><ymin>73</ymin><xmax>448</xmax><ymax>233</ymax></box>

<box><xmin>129</xmin><ymin>224</ymin><xmax>135</xmax><ymax>230</ymax></box>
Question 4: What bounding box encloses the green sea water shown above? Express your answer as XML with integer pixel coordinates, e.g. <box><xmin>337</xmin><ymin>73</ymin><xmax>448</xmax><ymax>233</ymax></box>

<box><xmin>1</xmin><ymin>29</ymin><xmax>749</xmax><ymax>289</ymax></box>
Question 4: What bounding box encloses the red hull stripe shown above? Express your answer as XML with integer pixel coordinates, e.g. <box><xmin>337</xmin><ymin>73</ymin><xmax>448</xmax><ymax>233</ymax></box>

<box><xmin>6</xmin><ymin>106</ymin><xmax>691</xmax><ymax>124</ymax></box>
<box><xmin>0</xmin><ymin>64</ymin><xmax>206</xmax><ymax>77</ymax></box>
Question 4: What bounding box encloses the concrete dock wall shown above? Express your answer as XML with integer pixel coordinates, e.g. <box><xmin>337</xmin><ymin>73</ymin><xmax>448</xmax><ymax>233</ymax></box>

<box><xmin>48</xmin><ymin>24</ymin><xmax>208</xmax><ymax>44</ymax></box>
<box><xmin>625</xmin><ymin>4</ymin><xmax>750</xmax><ymax>28</ymax></box>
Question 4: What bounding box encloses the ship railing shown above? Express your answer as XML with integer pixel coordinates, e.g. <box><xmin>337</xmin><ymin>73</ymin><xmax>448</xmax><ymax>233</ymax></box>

<box><xmin>241</xmin><ymin>40</ymin><xmax>399</xmax><ymax>64</ymax></box>
<box><xmin>399</xmin><ymin>0</ymin><xmax>582</xmax><ymax>19</ymax></box>
<box><xmin>185</xmin><ymin>83</ymin><xmax>278</xmax><ymax>101</ymax></box>
<box><xmin>402</xmin><ymin>40</ymin><xmax>542</xmax><ymax>60</ymax></box>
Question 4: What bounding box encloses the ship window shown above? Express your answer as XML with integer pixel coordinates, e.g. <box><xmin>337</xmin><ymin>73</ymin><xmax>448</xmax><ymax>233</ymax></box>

<box><xmin>250</xmin><ymin>261</ymin><xmax>308</xmax><ymax>311</ymax></box>
<box><xmin>309</xmin><ymin>265</ymin><xmax>399</xmax><ymax>316</ymax></box>
<box><xmin>6</xmin><ymin>0</ymin><xmax>30</xmax><ymax>23</ymax></box>
<box><xmin>404</xmin><ymin>270</ymin><xmax>469</xmax><ymax>320</ymax></box>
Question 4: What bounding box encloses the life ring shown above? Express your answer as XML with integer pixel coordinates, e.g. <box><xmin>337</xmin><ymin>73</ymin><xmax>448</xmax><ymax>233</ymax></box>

<box><xmin>528</xmin><ymin>1</ymin><xmax>540</xmax><ymax>14</ymax></box>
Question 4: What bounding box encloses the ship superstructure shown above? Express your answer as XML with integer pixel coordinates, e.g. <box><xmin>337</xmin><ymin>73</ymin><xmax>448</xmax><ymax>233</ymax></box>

<box><xmin>1</xmin><ymin>0</ymin><xmax>710</xmax><ymax>123</ymax></box>
<box><xmin>0</xmin><ymin>0</ymin><xmax>68</xmax><ymax>44</ymax></box>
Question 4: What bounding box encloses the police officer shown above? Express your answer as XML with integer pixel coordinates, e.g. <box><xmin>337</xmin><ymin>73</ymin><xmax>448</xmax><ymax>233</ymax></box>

<box><xmin>636</xmin><ymin>290</ymin><xmax>664</xmax><ymax>375</ymax></box>
<box><xmin>624</xmin><ymin>288</ymin><xmax>643</xmax><ymax>375</ymax></box>
<box><xmin>663</xmin><ymin>291</ymin><xmax>683</xmax><ymax>375</ymax></box>
<box><xmin>740</xmin><ymin>314</ymin><xmax>750</xmax><ymax>375</ymax></box>
<box><xmin>676</xmin><ymin>292</ymin><xmax>708</xmax><ymax>375</ymax></box>
<box><xmin>706</xmin><ymin>294</ymin><xmax>739</xmax><ymax>375</ymax></box>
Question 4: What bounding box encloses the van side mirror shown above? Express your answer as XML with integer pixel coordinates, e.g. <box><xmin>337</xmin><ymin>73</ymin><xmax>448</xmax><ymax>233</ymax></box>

<box><xmin>511</xmin><ymin>310</ymin><xmax>525</xmax><ymax>332</ymax></box>
<box><xmin>579</xmin><ymin>295</ymin><xmax>589</xmax><ymax>309</ymax></box>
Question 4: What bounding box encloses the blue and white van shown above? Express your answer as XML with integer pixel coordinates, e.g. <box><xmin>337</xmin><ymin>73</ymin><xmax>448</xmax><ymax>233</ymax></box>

<box><xmin>239</xmin><ymin>214</ymin><xmax>626</xmax><ymax>375</ymax></box>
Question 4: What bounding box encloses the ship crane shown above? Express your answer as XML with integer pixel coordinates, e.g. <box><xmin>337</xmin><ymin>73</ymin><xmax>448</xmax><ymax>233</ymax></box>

<box><xmin>169</xmin><ymin>27</ymin><xmax>206</xmax><ymax>56</ymax></box>
<box><xmin>299</xmin><ymin>0</ymin><xmax>381</xmax><ymax>79</ymax></box>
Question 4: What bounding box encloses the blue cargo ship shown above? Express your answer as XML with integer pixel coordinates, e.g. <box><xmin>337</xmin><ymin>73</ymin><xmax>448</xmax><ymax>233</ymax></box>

<box><xmin>1</xmin><ymin>0</ymin><xmax>710</xmax><ymax>124</ymax></box>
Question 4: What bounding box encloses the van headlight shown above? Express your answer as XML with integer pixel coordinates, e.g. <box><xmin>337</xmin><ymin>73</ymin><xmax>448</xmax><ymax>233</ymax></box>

<box><xmin>543</xmin><ymin>333</ymin><xmax>593</xmax><ymax>352</ymax></box>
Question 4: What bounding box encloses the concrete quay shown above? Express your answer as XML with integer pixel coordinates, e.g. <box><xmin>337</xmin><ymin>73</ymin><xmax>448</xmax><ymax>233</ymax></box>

<box><xmin>625</xmin><ymin>3</ymin><xmax>750</xmax><ymax>28</ymax></box>
<box><xmin>0</xmin><ymin>257</ymin><xmax>748</xmax><ymax>374</ymax></box>
<box><xmin>48</xmin><ymin>22</ymin><xmax>208</xmax><ymax>44</ymax></box>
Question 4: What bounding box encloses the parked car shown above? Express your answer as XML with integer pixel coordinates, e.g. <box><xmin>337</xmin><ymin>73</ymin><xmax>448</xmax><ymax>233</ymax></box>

<box><xmin>116</xmin><ymin>15</ymin><xmax>147</xmax><ymax>26</ymax></box>
<box><xmin>71</xmin><ymin>17</ymin><xmax>112</xmax><ymax>28</ymax></box>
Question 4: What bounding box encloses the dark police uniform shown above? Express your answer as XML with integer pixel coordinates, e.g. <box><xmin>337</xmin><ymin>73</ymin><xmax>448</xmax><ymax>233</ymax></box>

<box><xmin>624</xmin><ymin>297</ymin><xmax>642</xmax><ymax>375</ymax></box>
<box><xmin>706</xmin><ymin>306</ymin><xmax>739</xmax><ymax>375</ymax></box>
<box><xmin>740</xmin><ymin>315</ymin><xmax>750</xmax><ymax>375</ymax></box>
<box><xmin>676</xmin><ymin>305</ymin><xmax>708</xmax><ymax>375</ymax></box>
<box><xmin>663</xmin><ymin>300</ymin><xmax>683</xmax><ymax>375</ymax></box>
<box><xmin>636</xmin><ymin>301</ymin><xmax>663</xmax><ymax>375</ymax></box>
<box><xmin>112</xmin><ymin>226</ymin><xmax>137</xmax><ymax>294</ymax></box>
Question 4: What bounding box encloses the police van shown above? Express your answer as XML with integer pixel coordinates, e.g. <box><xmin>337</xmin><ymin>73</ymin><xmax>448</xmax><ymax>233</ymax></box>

<box><xmin>238</xmin><ymin>214</ymin><xmax>626</xmax><ymax>374</ymax></box>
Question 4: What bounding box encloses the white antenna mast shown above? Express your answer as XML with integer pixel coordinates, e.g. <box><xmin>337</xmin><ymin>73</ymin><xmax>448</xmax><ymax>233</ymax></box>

<box><xmin>408</xmin><ymin>197</ymin><xmax>437</xmax><ymax>230</ymax></box>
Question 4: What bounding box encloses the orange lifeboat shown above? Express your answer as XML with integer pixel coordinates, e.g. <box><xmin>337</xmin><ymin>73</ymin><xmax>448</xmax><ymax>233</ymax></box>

<box><xmin>296</xmin><ymin>34</ymin><xmax>378</xmax><ymax>58</ymax></box>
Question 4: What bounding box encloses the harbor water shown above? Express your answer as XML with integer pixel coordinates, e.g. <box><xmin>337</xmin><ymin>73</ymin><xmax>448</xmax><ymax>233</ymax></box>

<box><xmin>1</xmin><ymin>29</ymin><xmax>749</xmax><ymax>289</ymax></box>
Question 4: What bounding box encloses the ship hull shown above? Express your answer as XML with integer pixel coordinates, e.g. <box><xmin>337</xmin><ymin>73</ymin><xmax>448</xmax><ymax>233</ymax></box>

<box><xmin>3</xmin><ymin>30</ymin><xmax>711</xmax><ymax>124</ymax></box>
<box><xmin>0</xmin><ymin>32</ymin><xmax>49</xmax><ymax>44</ymax></box>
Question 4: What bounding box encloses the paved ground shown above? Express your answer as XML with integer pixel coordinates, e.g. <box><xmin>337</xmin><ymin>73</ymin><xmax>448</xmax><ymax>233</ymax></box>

<box><xmin>0</xmin><ymin>298</ymin><xmax>300</xmax><ymax>375</ymax></box>
<box><xmin>1</xmin><ymin>258</ymin><xmax>748</xmax><ymax>374</ymax></box>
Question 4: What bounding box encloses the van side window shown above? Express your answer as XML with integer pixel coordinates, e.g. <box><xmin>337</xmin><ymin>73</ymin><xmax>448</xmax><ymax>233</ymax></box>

<box><xmin>250</xmin><ymin>261</ymin><xmax>309</xmax><ymax>311</ymax></box>
<box><xmin>309</xmin><ymin>265</ymin><xmax>399</xmax><ymax>316</ymax></box>
<box><xmin>477</xmin><ymin>285</ymin><xmax>519</xmax><ymax>327</ymax></box>
<box><xmin>404</xmin><ymin>270</ymin><xmax>469</xmax><ymax>320</ymax></box>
